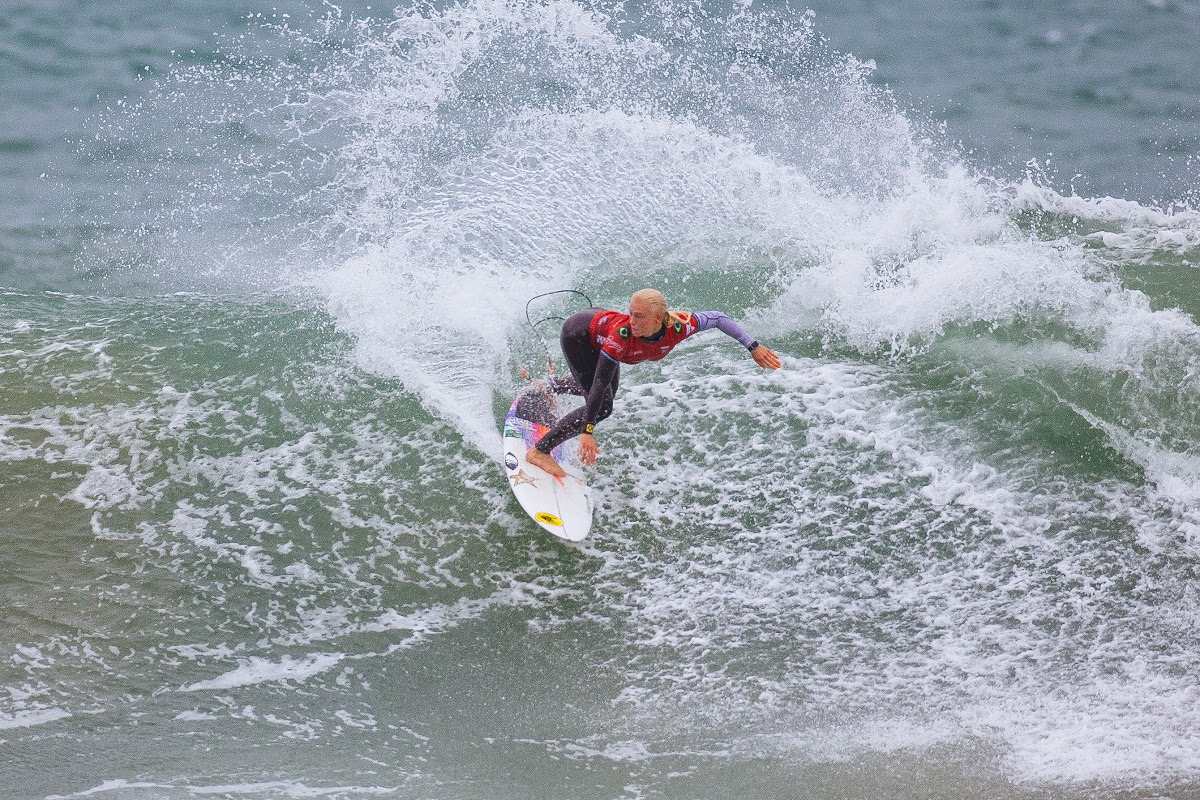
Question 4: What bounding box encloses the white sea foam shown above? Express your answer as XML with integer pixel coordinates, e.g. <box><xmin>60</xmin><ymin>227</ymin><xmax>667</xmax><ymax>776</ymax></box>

<box><xmin>181</xmin><ymin>653</ymin><xmax>344</xmax><ymax>692</ymax></box>
<box><xmin>0</xmin><ymin>707</ymin><xmax>72</xmax><ymax>730</ymax></box>
<box><xmin>527</xmin><ymin>737</ymin><xmax>655</xmax><ymax>763</ymax></box>
<box><xmin>288</xmin><ymin>0</ymin><xmax>905</xmax><ymax>452</ymax></box>
<box><xmin>579</xmin><ymin>344</ymin><xmax>1200</xmax><ymax>787</ymax></box>
<box><xmin>961</xmin><ymin>679</ymin><xmax>1200</xmax><ymax>784</ymax></box>
<box><xmin>46</xmin><ymin>778</ymin><xmax>398</xmax><ymax>798</ymax></box>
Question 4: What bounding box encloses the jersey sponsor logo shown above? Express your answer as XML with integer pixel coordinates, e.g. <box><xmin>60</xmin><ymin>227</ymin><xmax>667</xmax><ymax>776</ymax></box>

<box><xmin>603</xmin><ymin>335</ymin><xmax>627</xmax><ymax>358</ymax></box>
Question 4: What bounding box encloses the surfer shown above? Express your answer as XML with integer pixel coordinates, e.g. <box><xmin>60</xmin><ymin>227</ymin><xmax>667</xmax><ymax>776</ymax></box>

<box><xmin>525</xmin><ymin>288</ymin><xmax>782</xmax><ymax>478</ymax></box>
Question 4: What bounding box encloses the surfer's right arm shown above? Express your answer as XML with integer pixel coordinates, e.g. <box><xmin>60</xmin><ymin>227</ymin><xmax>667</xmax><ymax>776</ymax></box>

<box><xmin>576</xmin><ymin>353</ymin><xmax>617</xmax><ymax>465</ymax></box>
<box><xmin>578</xmin><ymin>432</ymin><xmax>599</xmax><ymax>465</ymax></box>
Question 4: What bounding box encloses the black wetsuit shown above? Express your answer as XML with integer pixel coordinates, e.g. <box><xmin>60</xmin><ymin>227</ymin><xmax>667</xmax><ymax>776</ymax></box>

<box><xmin>534</xmin><ymin>309</ymin><xmax>619</xmax><ymax>454</ymax></box>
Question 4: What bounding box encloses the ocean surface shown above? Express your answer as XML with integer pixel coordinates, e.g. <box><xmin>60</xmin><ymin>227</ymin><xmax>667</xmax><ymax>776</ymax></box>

<box><xmin>3</xmin><ymin>0</ymin><xmax>1200</xmax><ymax>798</ymax></box>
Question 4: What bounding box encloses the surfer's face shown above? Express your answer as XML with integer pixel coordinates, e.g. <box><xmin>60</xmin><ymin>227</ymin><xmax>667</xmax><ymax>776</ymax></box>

<box><xmin>628</xmin><ymin>297</ymin><xmax>663</xmax><ymax>337</ymax></box>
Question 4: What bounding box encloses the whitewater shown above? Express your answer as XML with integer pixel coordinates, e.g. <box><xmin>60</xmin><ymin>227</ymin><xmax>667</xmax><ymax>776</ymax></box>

<box><xmin>3</xmin><ymin>0</ymin><xmax>1200</xmax><ymax>797</ymax></box>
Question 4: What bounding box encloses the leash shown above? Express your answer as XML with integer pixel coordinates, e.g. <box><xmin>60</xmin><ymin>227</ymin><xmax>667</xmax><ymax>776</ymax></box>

<box><xmin>522</xmin><ymin>289</ymin><xmax>593</xmax><ymax>380</ymax></box>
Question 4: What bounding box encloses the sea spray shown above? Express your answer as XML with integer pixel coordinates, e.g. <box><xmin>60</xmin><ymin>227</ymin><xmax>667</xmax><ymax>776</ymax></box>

<box><xmin>10</xmin><ymin>1</ymin><xmax>1200</xmax><ymax>795</ymax></box>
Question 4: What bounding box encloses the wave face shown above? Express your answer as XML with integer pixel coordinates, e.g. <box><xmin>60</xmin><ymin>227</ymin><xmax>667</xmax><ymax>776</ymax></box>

<box><xmin>4</xmin><ymin>0</ymin><xmax>1200</xmax><ymax>798</ymax></box>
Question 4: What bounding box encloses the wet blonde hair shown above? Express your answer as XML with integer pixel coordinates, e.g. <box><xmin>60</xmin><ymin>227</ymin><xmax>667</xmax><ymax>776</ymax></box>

<box><xmin>631</xmin><ymin>288</ymin><xmax>689</xmax><ymax>327</ymax></box>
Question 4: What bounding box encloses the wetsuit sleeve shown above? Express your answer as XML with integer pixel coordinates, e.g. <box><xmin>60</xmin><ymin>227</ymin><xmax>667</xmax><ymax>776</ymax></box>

<box><xmin>693</xmin><ymin>311</ymin><xmax>759</xmax><ymax>350</ymax></box>
<box><xmin>584</xmin><ymin>353</ymin><xmax>619</xmax><ymax>429</ymax></box>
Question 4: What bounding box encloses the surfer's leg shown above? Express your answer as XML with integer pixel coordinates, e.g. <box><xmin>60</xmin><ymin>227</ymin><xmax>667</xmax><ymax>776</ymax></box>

<box><xmin>545</xmin><ymin>376</ymin><xmax>583</xmax><ymax>396</ymax></box>
<box><xmin>559</xmin><ymin>309</ymin><xmax>601</xmax><ymax>388</ymax></box>
<box><xmin>540</xmin><ymin>313</ymin><xmax>595</xmax><ymax>396</ymax></box>
<box><xmin>523</xmin><ymin>448</ymin><xmax>564</xmax><ymax>479</ymax></box>
<box><xmin>526</xmin><ymin>409</ymin><xmax>587</xmax><ymax>477</ymax></box>
<box><xmin>525</xmin><ymin>447</ymin><xmax>567</xmax><ymax>478</ymax></box>
<box><xmin>533</xmin><ymin>407</ymin><xmax>587</xmax><ymax>452</ymax></box>
<box><xmin>530</xmin><ymin>369</ymin><xmax>618</xmax><ymax>454</ymax></box>
<box><xmin>526</xmin><ymin>310</ymin><xmax>616</xmax><ymax>476</ymax></box>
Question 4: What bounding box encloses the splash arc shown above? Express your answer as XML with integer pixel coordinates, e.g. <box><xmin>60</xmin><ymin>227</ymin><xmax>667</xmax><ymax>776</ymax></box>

<box><xmin>502</xmin><ymin>386</ymin><xmax>593</xmax><ymax>542</ymax></box>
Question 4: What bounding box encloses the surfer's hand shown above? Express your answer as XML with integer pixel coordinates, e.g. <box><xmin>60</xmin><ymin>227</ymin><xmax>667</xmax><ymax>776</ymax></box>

<box><xmin>751</xmin><ymin>344</ymin><xmax>781</xmax><ymax>370</ymax></box>
<box><xmin>578</xmin><ymin>433</ymin><xmax>599</xmax><ymax>466</ymax></box>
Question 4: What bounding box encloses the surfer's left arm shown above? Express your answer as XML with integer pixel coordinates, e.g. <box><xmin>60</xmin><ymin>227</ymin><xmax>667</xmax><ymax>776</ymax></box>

<box><xmin>694</xmin><ymin>311</ymin><xmax>782</xmax><ymax>370</ymax></box>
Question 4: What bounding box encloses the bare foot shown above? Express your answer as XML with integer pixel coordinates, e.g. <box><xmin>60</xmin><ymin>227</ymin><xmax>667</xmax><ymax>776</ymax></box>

<box><xmin>526</xmin><ymin>447</ymin><xmax>567</xmax><ymax>478</ymax></box>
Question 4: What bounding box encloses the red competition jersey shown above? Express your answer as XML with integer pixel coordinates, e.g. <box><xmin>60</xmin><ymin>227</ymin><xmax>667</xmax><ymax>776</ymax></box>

<box><xmin>588</xmin><ymin>310</ymin><xmax>699</xmax><ymax>364</ymax></box>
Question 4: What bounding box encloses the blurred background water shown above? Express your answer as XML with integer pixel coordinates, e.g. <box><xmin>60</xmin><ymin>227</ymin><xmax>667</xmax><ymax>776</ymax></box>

<box><xmin>3</xmin><ymin>1</ymin><xmax>1200</xmax><ymax>798</ymax></box>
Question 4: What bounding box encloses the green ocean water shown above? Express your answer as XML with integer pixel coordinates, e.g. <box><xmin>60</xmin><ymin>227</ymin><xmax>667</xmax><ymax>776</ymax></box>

<box><xmin>4</xmin><ymin>1</ymin><xmax>1200</xmax><ymax>798</ymax></box>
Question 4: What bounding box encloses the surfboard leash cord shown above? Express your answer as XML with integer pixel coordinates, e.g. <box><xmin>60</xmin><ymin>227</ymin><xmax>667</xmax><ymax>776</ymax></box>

<box><xmin>523</xmin><ymin>289</ymin><xmax>594</xmax><ymax>380</ymax></box>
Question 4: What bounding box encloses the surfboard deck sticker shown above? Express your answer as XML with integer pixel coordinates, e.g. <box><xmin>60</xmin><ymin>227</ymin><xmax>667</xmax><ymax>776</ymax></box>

<box><xmin>502</xmin><ymin>386</ymin><xmax>593</xmax><ymax>542</ymax></box>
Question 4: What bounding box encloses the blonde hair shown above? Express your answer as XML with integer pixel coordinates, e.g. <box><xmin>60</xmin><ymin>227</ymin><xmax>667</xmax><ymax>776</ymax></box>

<box><xmin>631</xmin><ymin>288</ymin><xmax>689</xmax><ymax>327</ymax></box>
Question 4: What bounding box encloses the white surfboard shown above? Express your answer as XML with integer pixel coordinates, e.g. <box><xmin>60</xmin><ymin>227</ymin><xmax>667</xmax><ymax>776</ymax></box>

<box><xmin>502</xmin><ymin>386</ymin><xmax>593</xmax><ymax>542</ymax></box>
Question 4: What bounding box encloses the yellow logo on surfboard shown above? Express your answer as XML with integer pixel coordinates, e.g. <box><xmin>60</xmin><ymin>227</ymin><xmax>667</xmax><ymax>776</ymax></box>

<box><xmin>535</xmin><ymin>512</ymin><xmax>564</xmax><ymax>527</ymax></box>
